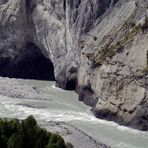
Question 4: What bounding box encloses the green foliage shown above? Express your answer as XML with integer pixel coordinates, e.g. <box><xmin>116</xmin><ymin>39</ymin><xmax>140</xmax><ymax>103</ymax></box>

<box><xmin>22</xmin><ymin>115</ymin><xmax>37</xmax><ymax>129</ymax></box>
<box><xmin>93</xmin><ymin>21</ymin><xmax>142</xmax><ymax>65</ymax></box>
<box><xmin>66</xmin><ymin>142</ymin><xmax>74</xmax><ymax>148</ymax></box>
<box><xmin>89</xmin><ymin>15</ymin><xmax>148</xmax><ymax>67</ymax></box>
<box><xmin>7</xmin><ymin>133</ymin><xmax>23</xmax><ymax>148</ymax></box>
<box><xmin>48</xmin><ymin>134</ymin><xmax>66</xmax><ymax>148</ymax></box>
<box><xmin>0</xmin><ymin>135</ymin><xmax>8</xmax><ymax>148</ymax></box>
<box><xmin>0</xmin><ymin>116</ymin><xmax>72</xmax><ymax>148</ymax></box>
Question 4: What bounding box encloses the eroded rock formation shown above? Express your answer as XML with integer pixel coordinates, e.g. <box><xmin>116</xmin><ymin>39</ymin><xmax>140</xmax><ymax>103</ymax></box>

<box><xmin>0</xmin><ymin>0</ymin><xmax>148</xmax><ymax>130</ymax></box>
<box><xmin>77</xmin><ymin>0</ymin><xmax>148</xmax><ymax>130</ymax></box>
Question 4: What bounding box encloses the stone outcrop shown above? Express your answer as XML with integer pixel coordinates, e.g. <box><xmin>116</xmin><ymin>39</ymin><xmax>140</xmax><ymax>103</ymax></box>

<box><xmin>77</xmin><ymin>0</ymin><xmax>148</xmax><ymax>130</ymax></box>
<box><xmin>0</xmin><ymin>0</ymin><xmax>148</xmax><ymax>130</ymax></box>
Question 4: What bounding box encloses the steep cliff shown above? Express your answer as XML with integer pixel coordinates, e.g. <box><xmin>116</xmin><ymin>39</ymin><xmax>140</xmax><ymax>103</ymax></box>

<box><xmin>77</xmin><ymin>0</ymin><xmax>148</xmax><ymax>130</ymax></box>
<box><xmin>0</xmin><ymin>0</ymin><xmax>147</xmax><ymax>130</ymax></box>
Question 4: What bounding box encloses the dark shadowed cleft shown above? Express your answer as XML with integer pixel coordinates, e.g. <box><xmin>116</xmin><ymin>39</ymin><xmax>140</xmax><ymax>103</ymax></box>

<box><xmin>26</xmin><ymin>0</ymin><xmax>36</xmax><ymax>14</ymax></box>
<box><xmin>0</xmin><ymin>42</ymin><xmax>55</xmax><ymax>81</ymax></box>
<box><xmin>65</xmin><ymin>78</ymin><xmax>77</xmax><ymax>90</ymax></box>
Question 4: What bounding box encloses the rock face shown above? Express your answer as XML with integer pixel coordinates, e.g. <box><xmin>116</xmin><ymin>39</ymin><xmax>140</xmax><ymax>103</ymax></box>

<box><xmin>0</xmin><ymin>0</ymin><xmax>148</xmax><ymax>130</ymax></box>
<box><xmin>77</xmin><ymin>0</ymin><xmax>148</xmax><ymax>130</ymax></box>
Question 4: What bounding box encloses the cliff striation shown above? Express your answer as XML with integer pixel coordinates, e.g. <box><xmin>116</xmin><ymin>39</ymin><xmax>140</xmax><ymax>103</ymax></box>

<box><xmin>0</xmin><ymin>0</ymin><xmax>148</xmax><ymax>130</ymax></box>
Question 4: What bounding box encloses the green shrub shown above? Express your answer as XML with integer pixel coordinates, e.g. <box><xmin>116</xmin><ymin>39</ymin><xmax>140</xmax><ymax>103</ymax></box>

<box><xmin>48</xmin><ymin>134</ymin><xmax>66</xmax><ymax>148</ymax></box>
<box><xmin>7</xmin><ymin>133</ymin><xmax>23</xmax><ymax>148</ymax></box>
<box><xmin>22</xmin><ymin>115</ymin><xmax>37</xmax><ymax>129</ymax></box>
<box><xmin>0</xmin><ymin>135</ymin><xmax>8</xmax><ymax>148</ymax></box>
<box><xmin>0</xmin><ymin>116</ymin><xmax>72</xmax><ymax>148</ymax></box>
<box><xmin>66</xmin><ymin>142</ymin><xmax>74</xmax><ymax>148</ymax></box>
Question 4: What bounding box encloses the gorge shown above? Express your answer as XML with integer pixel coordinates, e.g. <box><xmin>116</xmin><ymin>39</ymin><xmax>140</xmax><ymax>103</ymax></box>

<box><xmin>0</xmin><ymin>0</ymin><xmax>147</xmax><ymax>138</ymax></box>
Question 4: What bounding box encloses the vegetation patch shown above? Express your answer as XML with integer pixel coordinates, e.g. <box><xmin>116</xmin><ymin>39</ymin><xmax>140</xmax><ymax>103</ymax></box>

<box><xmin>0</xmin><ymin>116</ymin><xmax>73</xmax><ymax>148</ymax></box>
<box><xmin>86</xmin><ymin>15</ymin><xmax>148</xmax><ymax>67</ymax></box>
<box><xmin>93</xmin><ymin>24</ymin><xmax>142</xmax><ymax>65</ymax></box>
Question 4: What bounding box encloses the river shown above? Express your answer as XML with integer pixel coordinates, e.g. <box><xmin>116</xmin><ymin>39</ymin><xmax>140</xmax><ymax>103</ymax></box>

<box><xmin>0</xmin><ymin>79</ymin><xmax>148</xmax><ymax>148</ymax></box>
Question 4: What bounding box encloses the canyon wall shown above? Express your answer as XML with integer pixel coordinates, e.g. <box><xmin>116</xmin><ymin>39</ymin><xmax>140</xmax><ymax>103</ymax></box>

<box><xmin>0</xmin><ymin>0</ymin><xmax>148</xmax><ymax>130</ymax></box>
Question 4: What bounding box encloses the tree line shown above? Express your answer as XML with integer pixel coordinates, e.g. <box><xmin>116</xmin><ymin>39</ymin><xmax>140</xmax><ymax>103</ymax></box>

<box><xmin>0</xmin><ymin>116</ymin><xmax>73</xmax><ymax>148</ymax></box>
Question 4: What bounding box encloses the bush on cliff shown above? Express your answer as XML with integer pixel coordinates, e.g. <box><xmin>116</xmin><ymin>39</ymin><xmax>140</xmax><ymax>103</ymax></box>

<box><xmin>0</xmin><ymin>116</ymin><xmax>72</xmax><ymax>148</ymax></box>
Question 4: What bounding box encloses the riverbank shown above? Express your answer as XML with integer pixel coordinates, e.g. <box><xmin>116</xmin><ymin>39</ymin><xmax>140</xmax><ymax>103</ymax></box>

<box><xmin>0</xmin><ymin>77</ymin><xmax>109</xmax><ymax>148</ymax></box>
<box><xmin>39</xmin><ymin>121</ymin><xmax>109</xmax><ymax>148</ymax></box>
<box><xmin>0</xmin><ymin>77</ymin><xmax>47</xmax><ymax>99</ymax></box>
